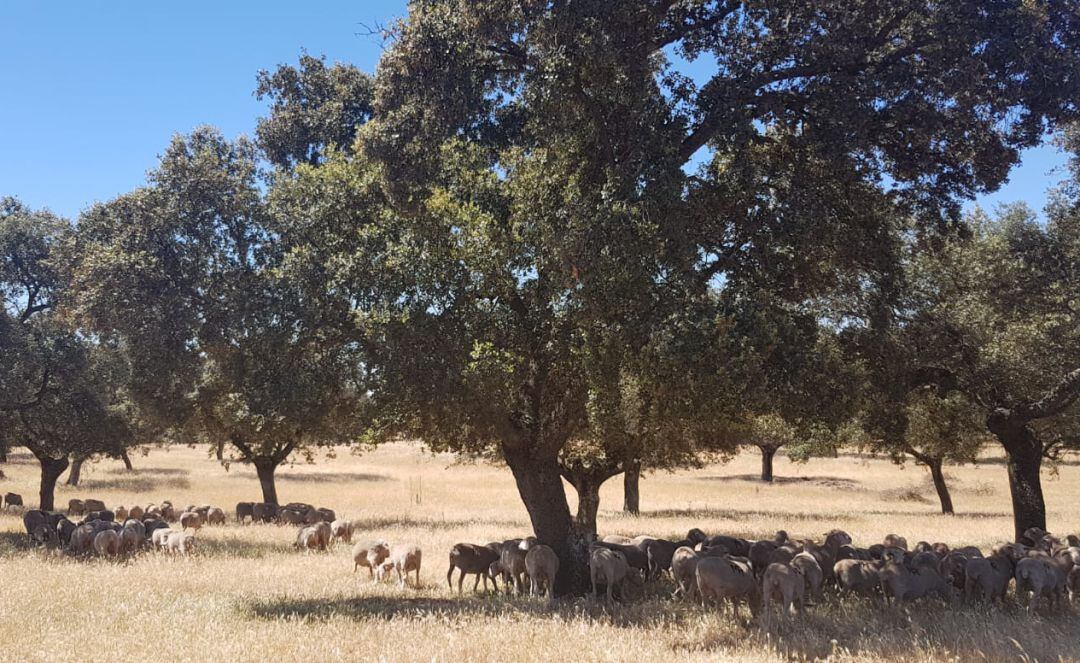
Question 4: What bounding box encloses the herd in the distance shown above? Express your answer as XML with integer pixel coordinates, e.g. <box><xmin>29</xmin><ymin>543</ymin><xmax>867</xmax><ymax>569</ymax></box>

<box><xmin>9</xmin><ymin>495</ymin><xmax>1080</xmax><ymax>620</ymax></box>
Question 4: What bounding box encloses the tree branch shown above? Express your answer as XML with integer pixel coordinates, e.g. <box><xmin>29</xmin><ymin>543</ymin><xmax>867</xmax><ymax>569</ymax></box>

<box><xmin>1019</xmin><ymin>368</ymin><xmax>1080</xmax><ymax>420</ymax></box>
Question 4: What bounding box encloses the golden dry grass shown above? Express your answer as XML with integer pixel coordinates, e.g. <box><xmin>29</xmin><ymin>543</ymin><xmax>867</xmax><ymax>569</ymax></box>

<box><xmin>0</xmin><ymin>443</ymin><xmax>1077</xmax><ymax>662</ymax></box>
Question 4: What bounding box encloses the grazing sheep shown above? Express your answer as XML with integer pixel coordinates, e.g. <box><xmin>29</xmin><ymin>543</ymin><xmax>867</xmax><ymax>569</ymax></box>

<box><xmin>144</xmin><ymin>519</ymin><xmax>170</xmax><ymax>542</ymax></box>
<box><xmin>312</xmin><ymin>521</ymin><xmax>333</xmax><ymax>550</ymax></box>
<box><xmin>82</xmin><ymin>510</ymin><xmax>115</xmax><ymax>524</ymax></box>
<box><xmin>642</xmin><ymin>538</ymin><xmax>679</xmax><ymax>579</ymax></box>
<box><xmin>56</xmin><ymin>518</ymin><xmax>77</xmax><ymax>547</ymax></box>
<box><xmin>1068</xmin><ymin>565</ymin><xmax>1080</xmax><ymax>602</ymax></box>
<box><xmin>235</xmin><ymin>502</ymin><xmax>255</xmax><ymax>524</ymax></box>
<box><xmin>93</xmin><ymin>529</ymin><xmax>121</xmax><ymax>557</ymax></box>
<box><xmin>160</xmin><ymin>502</ymin><xmax>177</xmax><ymax>522</ymax></box>
<box><xmin>602</xmin><ymin>534</ymin><xmax>632</xmax><ymax>545</ymax></box>
<box><xmin>906</xmin><ymin>550</ymin><xmax>942</xmax><ymax>574</ymax></box>
<box><xmin>4</xmin><ymin>492</ymin><xmax>23</xmax><ymax>509</ymax></box>
<box><xmin>206</xmin><ymin>507</ymin><xmax>226</xmax><ymax>526</ymax></box>
<box><xmin>590</xmin><ymin>546</ymin><xmax>638</xmax><ymax>605</ymax></box>
<box><xmin>152</xmin><ymin>527</ymin><xmax>174</xmax><ymax>550</ymax></box>
<box><xmin>447</xmin><ymin>543</ymin><xmax>500</xmax><ymax>593</ymax></box>
<box><xmin>1015</xmin><ymin>556</ymin><xmax>1066</xmax><ymax>613</ymax></box>
<box><xmin>525</xmin><ymin>544</ymin><xmax>559</xmax><ymax>601</ymax></box>
<box><xmin>965</xmin><ymin>554</ymin><xmax>1015</xmax><ymax>604</ymax></box>
<box><xmin>115</xmin><ymin>506</ymin><xmax>128</xmax><ymax>522</ymax></box>
<box><xmin>166</xmin><ymin>531</ymin><xmax>197</xmax><ymax>555</ymax></box>
<box><xmin>30</xmin><ymin>523</ymin><xmax>59</xmax><ymax>547</ymax></box>
<box><xmin>22</xmin><ymin>510</ymin><xmax>50</xmax><ymax>543</ymax></box>
<box><xmin>331</xmin><ymin>519</ymin><xmax>354</xmax><ymax>544</ymax></box>
<box><xmin>128</xmin><ymin>505</ymin><xmax>144</xmax><ymax>521</ymax></box>
<box><xmin>123</xmin><ymin>519</ymin><xmax>146</xmax><ymax>541</ymax></box>
<box><xmin>295</xmin><ymin>526</ymin><xmax>320</xmax><ymax>551</ymax></box>
<box><xmin>352</xmin><ymin>540</ymin><xmax>391</xmax><ymax>578</ymax></box>
<box><xmin>671</xmin><ymin>546</ymin><xmax>701</xmax><ymax>600</ymax></box>
<box><xmin>762</xmin><ymin>563</ymin><xmax>806</xmax><ymax>626</ymax></box>
<box><xmin>118</xmin><ymin>526</ymin><xmax>142</xmax><ymax>555</ymax></box>
<box><xmin>695</xmin><ymin>556</ymin><xmax>760</xmax><ymax>619</ymax></box>
<box><xmin>704</xmin><ymin>535</ymin><xmax>751</xmax><ymax>557</ymax></box>
<box><xmin>834</xmin><ymin>559</ymin><xmax>883</xmax><ymax>597</ymax></box>
<box><xmin>593</xmin><ymin>540</ymin><xmax>648</xmax><ymax>577</ymax></box>
<box><xmin>179</xmin><ymin>511</ymin><xmax>203</xmax><ymax>531</ymax></box>
<box><xmin>316</xmin><ymin>508</ymin><xmax>336</xmax><ymax>523</ymax></box>
<box><xmin>68</xmin><ymin>499</ymin><xmax>86</xmax><ymax>516</ymax></box>
<box><xmin>791</xmin><ymin>552</ymin><xmax>824</xmax><ymax>602</ymax></box>
<box><xmin>879</xmin><ymin>560</ymin><xmax>954</xmax><ymax>605</ymax></box>
<box><xmin>498</xmin><ymin>540</ymin><xmax>529</xmax><ymax>594</ymax></box>
<box><xmin>83</xmin><ymin>499</ymin><xmax>106</xmax><ymax>513</ymax></box>
<box><xmin>749</xmin><ymin>539</ymin><xmax>779</xmax><ymax>576</ymax></box>
<box><xmin>383</xmin><ymin>545</ymin><xmax>422</xmax><ymax>588</ymax></box>
<box><xmin>278</xmin><ymin>508</ymin><xmax>307</xmax><ymax>526</ymax></box>
<box><xmin>940</xmin><ymin>551</ymin><xmax>971</xmax><ymax>592</ymax></box>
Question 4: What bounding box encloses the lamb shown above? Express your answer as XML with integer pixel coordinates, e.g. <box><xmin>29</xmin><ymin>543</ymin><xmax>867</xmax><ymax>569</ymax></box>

<box><xmin>179</xmin><ymin>511</ymin><xmax>203</xmax><ymax>531</ymax></box>
<box><xmin>525</xmin><ymin>544</ymin><xmax>559</xmax><ymax>601</ymax></box>
<box><xmin>791</xmin><ymin>551</ymin><xmax>824</xmax><ymax>602</ymax></box>
<box><xmin>206</xmin><ymin>507</ymin><xmax>226</xmax><ymax>526</ymax></box>
<box><xmin>331</xmin><ymin>519</ymin><xmax>354</xmax><ymax>544</ymax></box>
<box><xmin>834</xmin><ymin>559</ymin><xmax>883</xmax><ymax>597</ymax></box>
<box><xmin>352</xmin><ymin>540</ymin><xmax>391</xmax><ymax>578</ymax></box>
<box><xmin>166</xmin><ymin>531</ymin><xmax>197</xmax><ymax>555</ymax></box>
<box><xmin>695</xmin><ymin>556</ymin><xmax>760</xmax><ymax>619</ymax></box>
<box><xmin>382</xmin><ymin>544</ymin><xmax>422</xmax><ymax>588</ymax></box>
<box><xmin>4</xmin><ymin>492</ymin><xmax>23</xmax><ymax>509</ymax></box>
<box><xmin>447</xmin><ymin>542</ymin><xmax>500</xmax><ymax>593</ymax></box>
<box><xmin>590</xmin><ymin>546</ymin><xmax>638</xmax><ymax>605</ymax></box>
<box><xmin>1015</xmin><ymin>556</ymin><xmax>1066</xmax><ymax>613</ymax></box>
<box><xmin>93</xmin><ymin>529</ymin><xmax>121</xmax><ymax>557</ymax></box>
<box><xmin>236</xmin><ymin>502</ymin><xmax>255</xmax><ymax>524</ymax></box>
<box><xmin>762</xmin><ymin>562</ymin><xmax>805</xmax><ymax>626</ymax></box>
<box><xmin>879</xmin><ymin>560</ymin><xmax>954</xmax><ymax>605</ymax></box>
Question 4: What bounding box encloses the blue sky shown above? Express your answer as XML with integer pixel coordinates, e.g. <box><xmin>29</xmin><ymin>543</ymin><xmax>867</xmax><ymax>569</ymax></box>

<box><xmin>0</xmin><ymin>2</ymin><xmax>1068</xmax><ymax>220</ymax></box>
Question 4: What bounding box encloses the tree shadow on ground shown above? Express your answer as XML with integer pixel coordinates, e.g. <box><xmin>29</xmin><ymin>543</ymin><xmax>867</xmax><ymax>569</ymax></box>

<box><xmin>78</xmin><ymin>475</ymin><xmax>191</xmax><ymax>492</ymax></box>
<box><xmin>636</xmin><ymin>505</ymin><xmax>1013</xmax><ymax>524</ymax></box>
<box><xmin>199</xmin><ymin>537</ymin><xmax>287</xmax><ymax>559</ymax></box>
<box><xmin>276</xmin><ymin>471</ymin><xmax>392</xmax><ymax>483</ymax></box>
<box><xmin>103</xmin><ymin>466</ymin><xmax>190</xmax><ymax>477</ymax></box>
<box><xmin>350</xmin><ymin>515</ymin><xmax>526</xmax><ymax>532</ymax></box>
<box><xmin>697</xmin><ymin>474</ymin><xmax>863</xmax><ymax>489</ymax></box>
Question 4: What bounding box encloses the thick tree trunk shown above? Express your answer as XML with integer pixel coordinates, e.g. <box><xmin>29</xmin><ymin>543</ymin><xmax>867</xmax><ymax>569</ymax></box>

<box><xmin>121</xmin><ymin>450</ymin><xmax>133</xmax><ymax>471</ymax></box>
<box><xmin>66</xmin><ymin>457</ymin><xmax>85</xmax><ymax>486</ymax></box>
<box><xmin>505</xmin><ymin>447</ymin><xmax>590</xmax><ymax>596</ymax></box>
<box><xmin>623</xmin><ymin>461</ymin><xmax>640</xmax><ymax>515</ymax></box>
<box><xmin>927</xmin><ymin>457</ymin><xmax>954</xmax><ymax>515</ymax></box>
<box><xmin>987</xmin><ymin>412</ymin><xmax>1046</xmax><ymax>541</ymax></box>
<box><xmin>37</xmin><ymin>456</ymin><xmax>69</xmax><ymax>512</ymax></box>
<box><xmin>253</xmin><ymin>457</ymin><xmax>280</xmax><ymax>505</ymax></box>
<box><xmin>760</xmin><ymin>446</ymin><xmax>777</xmax><ymax>482</ymax></box>
<box><xmin>565</xmin><ymin>471</ymin><xmax>616</xmax><ymax>535</ymax></box>
<box><xmin>0</xmin><ymin>447</ymin><xmax>7</xmax><ymax>463</ymax></box>
<box><xmin>215</xmin><ymin>440</ymin><xmax>224</xmax><ymax>461</ymax></box>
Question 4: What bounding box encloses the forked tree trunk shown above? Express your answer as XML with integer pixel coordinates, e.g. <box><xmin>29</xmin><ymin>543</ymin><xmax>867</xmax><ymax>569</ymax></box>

<box><xmin>927</xmin><ymin>457</ymin><xmax>954</xmax><ymax>515</ymax></box>
<box><xmin>987</xmin><ymin>412</ymin><xmax>1046</xmax><ymax>541</ymax></box>
<box><xmin>563</xmin><ymin>469</ymin><xmax>618</xmax><ymax>535</ymax></box>
<box><xmin>253</xmin><ymin>457</ymin><xmax>281</xmax><ymax>505</ymax></box>
<box><xmin>35</xmin><ymin>455</ymin><xmax>69</xmax><ymax>512</ymax></box>
<box><xmin>505</xmin><ymin>447</ymin><xmax>590</xmax><ymax>596</ymax></box>
<box><xmin>121</xmin><ymin>450</ymin><xmax>133</xmax><ymax>471</ymax></box>
<box><xmin>66</xmin><ymin>457</ymin><xmax>85</xmax><ymax>486</ymax></box>
<box><xmin>760</xmin><ymin>446</ymin><xmax>777</xmax><ymax>482</ymax></box>
<box><xmin>623</xmin><ymin>461</ymin><xmax>640</xmax><ymax>515</ymax></box>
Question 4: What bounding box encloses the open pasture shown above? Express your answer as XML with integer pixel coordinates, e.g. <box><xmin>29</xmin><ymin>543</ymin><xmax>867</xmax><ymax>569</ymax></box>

<box><xmin>0</xmin><ymin>444</ymin><xmax>1078</xmax><ymax>662</ymax></box>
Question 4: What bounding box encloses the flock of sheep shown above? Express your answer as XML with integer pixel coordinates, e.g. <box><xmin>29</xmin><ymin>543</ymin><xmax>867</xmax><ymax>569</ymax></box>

<box><xmin>438</xmin><ymin>526</ymin><xmax>1080</xmax><ymax>623</ymax></box>
<box><xmin>13</xmin><ymin>496</ymin><xmax>1080</xmax><ymax>622</ymax></box>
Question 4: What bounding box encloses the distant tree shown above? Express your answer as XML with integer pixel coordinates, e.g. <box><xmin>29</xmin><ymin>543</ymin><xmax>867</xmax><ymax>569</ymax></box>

<box><xmin>71</xmin><ymin>129</ymin><xmax>365</xmax><ymax>505</ymax></box>
<box><xmin>255</xmin><ymin>53</ymin><xmax>374</xmax><ymax>170</ymax></box>
<box><xmin>0</xmin><ymin>199</ymin><xmax>138</xmax><ymax>510</ymax></box>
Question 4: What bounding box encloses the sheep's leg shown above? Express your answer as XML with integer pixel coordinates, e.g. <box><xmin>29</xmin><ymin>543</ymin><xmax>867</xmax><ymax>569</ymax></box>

<box><xmin>457</xmin><ymin>569</ymin><xmax>464</xmax><ymax>593</ymax></box>
<box><xmin>447</xmin><ymin>565</ymin><xmax>455</xmax><ymax>590</ymax></box>
<box><xmin>472</xmin><ymin>573</ymin><xmax>481</xmax><ymax>592</ymax></box>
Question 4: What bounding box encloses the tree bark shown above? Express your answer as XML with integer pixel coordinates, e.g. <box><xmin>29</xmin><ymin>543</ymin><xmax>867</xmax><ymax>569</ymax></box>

<box><xmin>121</xmin><ymin>450</ymin><xmax>133</xmax><ymax>470</ymax></box>
<box><xmin>505</xmin><ymin>446</ymin><xmax>590</xmax><ymax>596</ymax></box>
<box><xmin>987</xmin><ymin>411</ymin><xmax>1046</xmax><ymax>541</ymax></box>
<box><xmin>623</xmin><ymin>461</ymin><xmax>641</xmax><ymax>515</ymax></box>
<box><xmin>760</xmin><ymin>446</ymin><xmax>777</xmax><ymax>482</ymax></box>
<box><xmin>253</xmin><ymin>457</ymin><xmax>281</xmax><ymax>505</ymax></box>
<box><xmin>66</xmin><ymin>457</ymin><xmax>85</xmax><ymax>486</ymax></box>
<box><xmin>927</xmin><ymin>457</ymin><xmax>954</xmax><ymax>515</ymax></box>
<box><xmin>215</xmin><ymin>440</ymin><xmax>224</xmax><ymax>461</ymax></box>
<box><xmin>36</xmin><ymin>455</ymin><xmax>69</xmax><ymax>512</ymax></box>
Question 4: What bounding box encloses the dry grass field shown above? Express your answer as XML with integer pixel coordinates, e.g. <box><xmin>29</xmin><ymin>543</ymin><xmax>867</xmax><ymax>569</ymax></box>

<box><xmin>0</xmin><ymin>443</ymin><xmax>1077</xmax><ymax>662</ymax></box>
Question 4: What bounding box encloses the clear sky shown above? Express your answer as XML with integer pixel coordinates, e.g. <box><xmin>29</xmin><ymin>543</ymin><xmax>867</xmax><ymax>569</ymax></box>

<box><xmin>0</xmin><ymin>2</ymin><xmax>1068</xmax><ymax>220</ymax></box>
